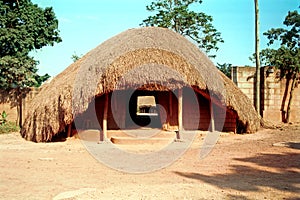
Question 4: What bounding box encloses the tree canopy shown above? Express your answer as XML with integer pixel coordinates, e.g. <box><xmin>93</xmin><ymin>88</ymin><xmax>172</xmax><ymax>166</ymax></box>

<box><xmin>217</xmin><ymin>63</ymin><xmax>232</xmax><ymax>78</ymax></box>
<box><xmin>0</xmin><ymin>0</ymin><xmax>62</xmax><ymax>90</ymax></box>
<box><xmin>258</xmin><ymin>10</ymin><xmax>299</xmax><ymax>79</ymax></box>
<box><xmin>140</xmin><ymin>0</ymin><xmax>223</xmax><ymax>58</ymax></box>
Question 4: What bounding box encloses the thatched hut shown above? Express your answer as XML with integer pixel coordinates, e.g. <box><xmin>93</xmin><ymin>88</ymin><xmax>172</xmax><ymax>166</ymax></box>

<box><xmin>21</xmin><ymin>27</ymin><xmax>261</xmax><ymax>142</ymax></box>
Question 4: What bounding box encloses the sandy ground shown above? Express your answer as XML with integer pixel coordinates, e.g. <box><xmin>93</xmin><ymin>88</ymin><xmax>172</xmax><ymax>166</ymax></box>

<box><xmin>0</xmin><ymin>124</ymin><xmax>299</xmax><ymax>200</ymax></box>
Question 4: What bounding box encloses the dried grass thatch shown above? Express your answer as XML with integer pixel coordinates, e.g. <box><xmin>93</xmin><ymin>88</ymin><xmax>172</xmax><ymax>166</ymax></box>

<box><xmin>21</xmin><ymin>27</ymin><xmax>261</xmax><ymax>142</ymax></box>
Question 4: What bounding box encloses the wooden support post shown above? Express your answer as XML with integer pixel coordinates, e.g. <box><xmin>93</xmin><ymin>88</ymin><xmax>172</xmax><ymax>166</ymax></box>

<box><xmin>67</xmin><ymin>123</ymin><xmax>72</xmax><ymax>138</ymax></box>
<box><xmin>103</xmin><ymin>93</ymin><xmax>109</xmax><ymax>140</ymax></box>
<box><xmin>178</xmin><ymin>88</ymin><xmax>183</xmax><ymax>131</ymax></box>
<box><xmin>210</xmin><ymin>100</ymin><xmax>215</xmax><ymax>132</ymax></box>
<box><xmin>169</xmin><ymin>91</ymin><xmax>173</xmax><ymax>117</ymax></box>
<box><xmin>175</xmin><ymin>130</ymin><xmax>181</xmax><ymax>140</ymax></box>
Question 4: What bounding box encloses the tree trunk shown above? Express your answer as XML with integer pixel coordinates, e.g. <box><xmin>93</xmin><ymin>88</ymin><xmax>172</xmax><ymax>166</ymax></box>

<box><xmin>16</xmin><ymin>88</ymin><xmax>23</xmax><ymax>128</ymax></box>
<box><xmin>254</xmin><ymin>0</ymin><xmax>261</xmax><ymax>116</ymax></box>
<box><xmin>286</xmin><ymin>74</ymin><xmax>297</xmax><ymax>123</ymax></box>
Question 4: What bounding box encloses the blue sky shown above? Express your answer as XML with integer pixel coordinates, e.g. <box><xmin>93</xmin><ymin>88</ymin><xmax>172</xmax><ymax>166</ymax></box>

<box><xmin>30</xmin><ymin>0</ymin><xmax>299</xmax><ymax>76</ymax></box>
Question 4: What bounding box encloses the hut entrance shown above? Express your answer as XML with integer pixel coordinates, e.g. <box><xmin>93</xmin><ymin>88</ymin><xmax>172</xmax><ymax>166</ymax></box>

<box><xmin>126</xmin><ymin>90</ymin><xmax>162</xmax><ymax>128</ymax></box>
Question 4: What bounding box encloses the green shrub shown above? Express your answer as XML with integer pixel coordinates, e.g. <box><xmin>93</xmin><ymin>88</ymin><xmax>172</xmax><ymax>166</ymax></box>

<box><xmin>0</xmin><ymin>121</ymin><xmax>20</xmax><ymax>134</ymax></box>
<box><xmin>0</xmin><ymin>111</ymin><xmax>7</xmax><ymax>125</ymax></box>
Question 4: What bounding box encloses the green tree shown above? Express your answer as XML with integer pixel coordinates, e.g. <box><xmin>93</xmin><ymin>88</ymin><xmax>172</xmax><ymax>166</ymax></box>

<box><xmin>71</xmin><ymin>52</ymin><xmax>82</xmax><ymax>62</ymax></box>
<box><xmin>140</xmin><ymin>0</ymin><xmax>223</xmax><ymax>58</ymax></box>
<box><xmin>34</xmin><ymin>73</ymin><xmax>50</xmax><ymax>87</ymax></box>
<box><xmin>0</xmin><ymin>0</ymin><xmax>62</xmax><ymax>126</ymax></box>
<box><xmin>216</xmin><ymin>63</ymin><xmax>232</xmax><ymax>78</ymax></box>
<box><xmin>258</xmin><ymin>10</ymin><xmax>300</xmax><ymax>123</ymax></box>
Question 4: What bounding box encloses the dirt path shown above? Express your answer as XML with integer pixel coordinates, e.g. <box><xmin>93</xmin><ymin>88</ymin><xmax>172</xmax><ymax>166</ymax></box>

<box><xmin>0</xmin><ymin>124</ymin><xmax>299</xmax><ymax>200</ymax></box>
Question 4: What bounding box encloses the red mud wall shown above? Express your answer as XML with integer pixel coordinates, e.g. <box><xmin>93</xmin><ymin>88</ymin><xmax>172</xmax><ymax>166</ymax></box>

<box><xmin>75</xmin><ymin>89</ymin><xmax>237</xmax><ymax>132</ymax></box>
<box><xmin>183</xmin><ymin>88</ymin><xmax>236</xmax><ymax>132</ymax></box>
<box><xmin>0</xmin><ymin>88</ymin><xmax>40</xmax><ymax>124</ymax></box>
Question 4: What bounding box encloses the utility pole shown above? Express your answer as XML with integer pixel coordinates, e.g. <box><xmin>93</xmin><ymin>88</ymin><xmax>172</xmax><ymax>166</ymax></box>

<box><xmin>254</xmin><ymin>0</ymin><xmax>261</xmax><ymax>115</ymax></box>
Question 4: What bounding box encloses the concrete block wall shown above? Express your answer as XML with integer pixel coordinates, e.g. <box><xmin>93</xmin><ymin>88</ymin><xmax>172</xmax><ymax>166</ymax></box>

<box><xmin>232</xmin><ymin>66</ymin><xmax>300</xmax><ymax>123</ymax></box>
<box><xmin>262</xmin><ymin>68</ymin><xmax>300</xmax><ymax>122</ymax></box>
<box><xmin>231</xmin><ymin>66</ymin><xmax>255</xmax><ymax>104</ymax></box>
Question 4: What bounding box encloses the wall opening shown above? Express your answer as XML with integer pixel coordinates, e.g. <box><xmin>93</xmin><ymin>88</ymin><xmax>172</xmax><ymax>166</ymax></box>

<box><xmin>127</xmin><ymin>91</ymin><xmax>162</xmax><ymax>128</ymax></box>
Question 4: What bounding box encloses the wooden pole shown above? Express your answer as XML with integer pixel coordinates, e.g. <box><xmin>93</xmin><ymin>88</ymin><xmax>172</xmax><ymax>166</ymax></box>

<box><xmin>169</xmin><ymin>91</ymin><xmax>173</xmax><ymax>117</ymax></box>
<box><xmin>178</xmin><ymin>88</ymin><xmax>183</xmax><ymax>131</ymax></box>
<box><xmin>103</xmin><ymin>93</ymin><xmax>109</xmax><ymax>139</ymax></box>
<box><xmin>254</xmin><ymin>0</ymin><xmax>261</xmax><ymax>115</ymax></box>
<box><xmin>210</xmin><ymin>100</ymin><xmax>215</xmax><ymax>132</ymax></box>
<box><xmin>67</xmin><ymin>123</ymin><xmax>72</xmax><ymax>138</ymax></box>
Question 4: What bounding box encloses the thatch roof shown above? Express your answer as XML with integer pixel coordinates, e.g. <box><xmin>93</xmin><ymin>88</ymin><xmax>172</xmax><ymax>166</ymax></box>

<box><xmin>21</xmin><ymin>27</ymin><xmax>261</xmax><ymax>142</ymax></box>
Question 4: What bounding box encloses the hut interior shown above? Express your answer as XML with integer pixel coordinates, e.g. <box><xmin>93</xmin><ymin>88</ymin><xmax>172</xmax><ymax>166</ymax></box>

<box><xmin>73</xmin><ymin>86</ymin><xmax>238</xmax><ymax>134</ymax></box>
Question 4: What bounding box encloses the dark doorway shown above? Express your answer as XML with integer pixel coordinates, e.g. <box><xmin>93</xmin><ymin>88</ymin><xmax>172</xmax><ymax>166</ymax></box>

<box><xmin>126</xmin><ymin>90</ymin><xmax>162</xmax><ymax>128</ymax></box>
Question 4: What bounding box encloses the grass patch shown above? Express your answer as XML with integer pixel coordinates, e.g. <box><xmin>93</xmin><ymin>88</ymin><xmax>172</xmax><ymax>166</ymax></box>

<box><xmin>0</xmin><ymin>121</ymin><xmax>20</xmax><ymax>134</ymax></box>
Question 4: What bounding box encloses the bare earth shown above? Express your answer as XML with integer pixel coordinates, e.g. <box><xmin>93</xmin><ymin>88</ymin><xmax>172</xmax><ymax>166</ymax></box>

<box><xmin>0</xmin><ymin>124</ymin><xmax>299</xmax><ymax>200</ymax></box>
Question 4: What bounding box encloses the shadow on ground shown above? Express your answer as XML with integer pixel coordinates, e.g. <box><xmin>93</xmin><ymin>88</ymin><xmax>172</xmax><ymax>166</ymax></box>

<box><xmin>286</xmin><ymin>142</ymin><xmax>300</xmax><ymax>150</ymax></box>
<box><xmin>174</xmin><ymin>152</ymin><xmax>300</xmax><ymax>195</ymax></box>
